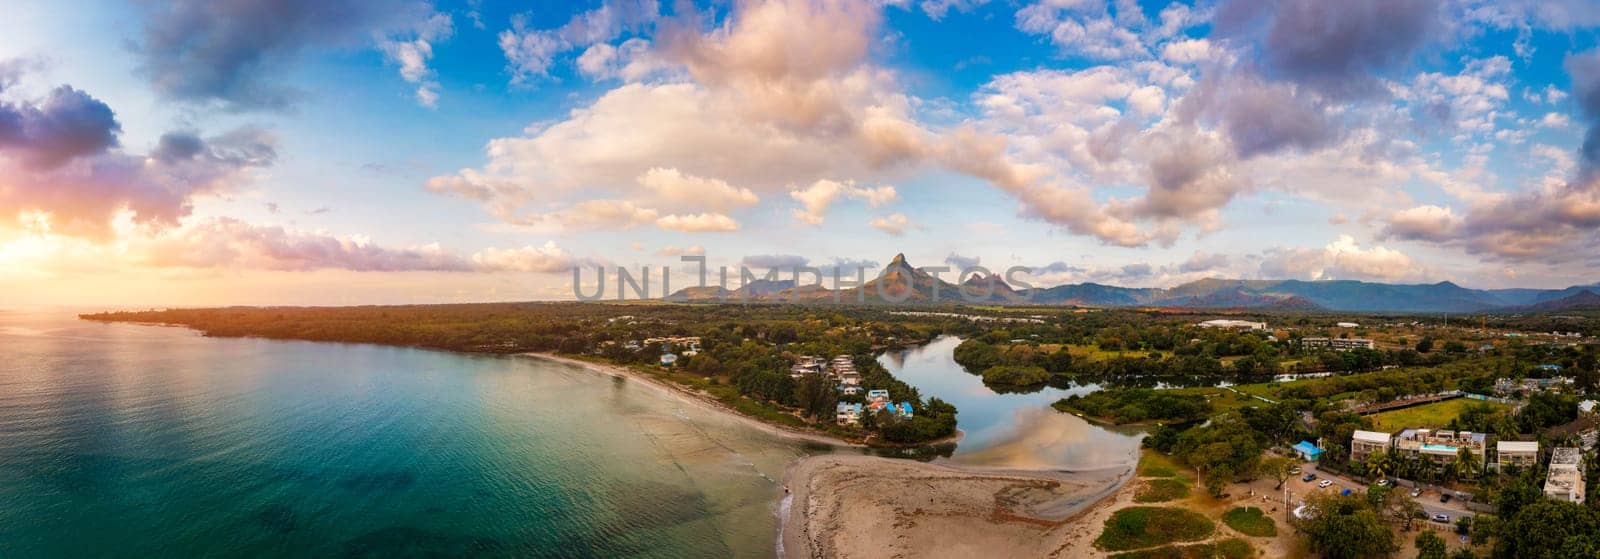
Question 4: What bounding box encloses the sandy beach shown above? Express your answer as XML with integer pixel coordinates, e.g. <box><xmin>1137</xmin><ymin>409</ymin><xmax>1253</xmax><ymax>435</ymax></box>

<box><xmin>780</xmin><ymin>454</ymin><xmax>1134</xmax><ymax>559</ymax></box>
<box><xmin>525</xmin><ymin>353</ymin><xmax>867</xmax><ymax>448</ymax></box>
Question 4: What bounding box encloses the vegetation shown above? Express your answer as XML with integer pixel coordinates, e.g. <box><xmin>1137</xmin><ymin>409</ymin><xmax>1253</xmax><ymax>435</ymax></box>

<box><xmin>979</xmin><ymin>365</ymin><xmax>1051</xmax><ymax>386</ymax></box>
<box><xmin>1146</xmin><ymin>415</ymin><xmax>1268</xmax><ymax>497</ymax></box>
<box><xmin>1134</xmin><ymin>479</ymin><xmax>1190</xmax><ymax>503</ymax></box>
<box><xmin>1294</xmin><ymin>492</ymin><xmax>1397</xmax><ymax>559</ymax></box>
<box><xmin>1109</xmin><ymin>538</ymin><xmax>1252</xmax><ymax>559</ymax></box>
<box><xmin>1094</xmin><ymin>506</ymin><xmax>1215</xmax><ymax>552</ymax></box>
<box><xmin>1221</xmin><ymin>506</ymin><xmax>1277</xmax><ymax>537</ymax></box>
<box><xmin>1368</xmin><ymin>398</ymin><xmax>1507</xmax><ymax>432</ymax></box>
<box><xmin>1415</xmin><ymin>531</ymin><xmax>1447</xmax><ymax>559</ymax></box>
<box><xmin>1053</xmin><ymin>388</ymin><xmax>1213</xmax><ymax>424</ymax></box>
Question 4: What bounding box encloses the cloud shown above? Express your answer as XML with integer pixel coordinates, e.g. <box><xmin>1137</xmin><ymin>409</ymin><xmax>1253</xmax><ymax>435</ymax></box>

<box><xmin>500</xmin><ymin>0</ymin><xmax>659</xmax><ymax>84</ymax></box>
<box><xmin>869</xmin><ymin>213</ymin><xmax>911</xmax><ymax>236</ymax></box>
<box><xmin>471</xmin><ymin>241</ymin><xmax>584</xmax><ymax>273</ymax></box>
<box><xmin>1178</xmin><ymin>250</ymin><xmax>1230</xmax><ymax>273</ymax></box>
<box><xmin>1381</xmin><ymin>204</ymin><xmax>1460</xmax><ymax>242</ymax></box>
<box><xmin>1258</xmin><ymin>235</ymin><xmax>1423</xmax><ymax>281</ymax></box>
<box><xmin>0</xmin><ymin>78</ymin><xmax>276</xmax><ymax>240</ymax></box>
<box><xmin>944</xmin><ymin>252</ymin><xmax>981</xmax><ymax>269</ymax></box>
<box><xmin>655</xmin><ymin>212</ymin><xmax>740</xmax><ymax>232</ymax></box>
<box><xmin>136</xmin><ymin>217</ymin><xmax>472</xmax><ymax>272</ymax></box>
<box><xmin>0</xmin><ymin>84</ymin><xmax>121</xmax><ymax>169</ymax></box>
<box><xmin>1179</xmin><ymin>71</ymin><xmax>1337</xmax><ymax>158</ymax></box>
<box><xmin>1217</xmin><ymin>0</ymin><xmax>1441</xmax><ymax>98</ymax></box>
<box><xmin>638</xmin><ymin>167</ymin><xmax>759</xmax><ymax>212</ymax></box>
<box><xmin>134</xmin><ymin>0</ymin><xmax>428</xmax><ymax>110</ymax></box>
<box><xmin>379</xmin><ymin>12</ymin><xmax>454</xmax><ymax>107</ymax></box>
<box><xmin>1015</xmin><ymin>1</ymin><xmax>1149</xmax><ymax>60</ymax></box>
<box><xmin>659</xmin><ymin>244</ymin><xmax>705</xmax><ymax>256</ymax></box>
<box><xmin>575</xmin><ymin>38</ymin><xmax>664</xmax><ymax>81</ymax></box>
<box><xmin>1539</xmin><ymin>112</ymin><xmax>1571</xmax><ymax>128</ymax></box>
<box><xmin>742</xmin><ymin>253</ymin><xmax>809</xmax><ymax>269</ymax></box>
<box><xmin>788</xmin><ymin>179</ymin><xmax>897</xmax><ymax>225</ymax></box>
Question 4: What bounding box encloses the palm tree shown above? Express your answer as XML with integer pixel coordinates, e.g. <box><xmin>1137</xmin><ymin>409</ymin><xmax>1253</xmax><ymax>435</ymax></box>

<box><xmin>1366</xmin><ymin>452</ymin><xmax>1395</xmax><ymax>481</ymax></box>
<box><xmin>1454</xmin><ymin>447</ymin><xmax>1481</xmax><ymax>481</ymax></box>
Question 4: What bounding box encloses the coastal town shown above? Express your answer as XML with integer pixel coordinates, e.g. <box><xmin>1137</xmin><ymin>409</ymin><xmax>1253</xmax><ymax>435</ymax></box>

<box><xmin>85</xmin><ymin>300</ymin><xmax>1600</xmax><ymax>558</ymax></box>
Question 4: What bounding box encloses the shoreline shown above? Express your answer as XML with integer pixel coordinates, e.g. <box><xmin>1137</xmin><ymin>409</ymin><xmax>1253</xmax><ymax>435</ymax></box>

<box><xmin>524</xmin><ymin>353</ymin><xmax>871</xmax><ymax>449</ymax></box>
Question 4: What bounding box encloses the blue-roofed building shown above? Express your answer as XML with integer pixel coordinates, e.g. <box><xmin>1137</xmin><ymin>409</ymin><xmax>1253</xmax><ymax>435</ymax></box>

<box><xmin>1292</xmin><ymin>440</ymin><xmax>1324</xmax><ymax>462</ymax></box>
<box><xmin>898</xmin><ymin>402</ymin><xmax>914</xmax><ymax>418</ymax></box>
<box><xmin>835</xmin><ymin>402</ymin><xmax>864</xmax><ymax>425</ymax></box>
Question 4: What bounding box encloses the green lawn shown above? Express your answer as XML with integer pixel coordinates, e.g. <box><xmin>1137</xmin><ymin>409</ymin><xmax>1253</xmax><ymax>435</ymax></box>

<box><xmin>1135</xmin><ymin>479</ymin><xmax>1191</xmax><ymax>503</ymax></box>
<box><xmin>1367</xmin><ymin>398</ymin><xmax>1507</xmax><ymax>432</ymax></box>
<box><xmin>1095</xmin><ymin>507</ymin><xmax>1216</xmax><ymax>551</ymax></box>
<box><xmin>1138</xmin><ymin>451</ymin><xmax>1184</xmax><ymax>479</ymax></box>
<box><xmin>1110</xmin><ymin>538</ymin><xmax>1253</xmax><ymax>559</ymax></box>
<box><xmin>1222</xmin><ymin>506</ymin><xmax>1277</xmax><ymax>537</ymax></box>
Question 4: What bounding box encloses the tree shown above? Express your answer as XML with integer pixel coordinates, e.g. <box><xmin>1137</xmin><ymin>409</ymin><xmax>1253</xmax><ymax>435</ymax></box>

<box><xmin>1366</xmin><ymin>451</ymin><xmax>1397</xmax><ymax>481</ymax></box>
<box><xmin>1494</xmin><ymin>500</ymin><xmax>1600</xmax><ymax>559</ymax></box>
<box><xmin>792</xmin><ymin>374</ymin><xmax>837</xmax><ymax>421</ymax></box>
<box><xmin>1416</xmin><ymin>337</ymin><xmax>1435</xmax><ymax>353</ymax></box>
<box><xmin>1415</xmin><ymin>531</ymin><xmax>1446</xmax><ymax>559</ymax></box>
<box><xmin>1259</xmin><ymin>456</ymin><xmax>1294</xmax><ymax>490</ymax></box>
<box><xmin>1452</xmin><ymin>447</ymin><xmax>1481</xmax><ymax>482</ymax></box>
<box><xmin>1296</xmin><ymin>492</ymin><xmax>1398</xmax><ymax>559</ymax></box>
<box><xmin>1389</xmin><ymin>496</ymin><xmax>1423</xmax><ymax>532</ymax></box>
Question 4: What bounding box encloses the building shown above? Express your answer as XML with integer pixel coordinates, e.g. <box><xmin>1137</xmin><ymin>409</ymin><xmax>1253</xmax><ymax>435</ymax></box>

<box><xmin>835</xmin><ymin>402</ymin><xmax>864</xmax><ymax>425</ymax></box>
<box><xmin>1198</xmin><ymin>319</ymin><xmax>1267</xmax><ymax>330</ymax></box>
<box><xmin>1393</xmin><ymin>429</ymin><xmax>1487</xmax><ymax>471</ymax></box>
<box><xmin>1351</xmin><ymin>430</ymin><xmax>1393</xmax><ymax>463</ymax></box>
<box><xmin>1545</xmin><ymin>447</ymin><xmax>1586</xmax><ymax>504</ymax></box>
<box><xmin>837</xmin><ymin>384</ymin><xmax>862</xmax><ymax>396</ymax></box>
<box><xmin>1336</xmin><ymin>322</ymin><xmax>1360</xmax><ymax>328</ymax></box>
<box><xmin>1496</xmin><ymin>376</ymin><xmax>1575</xmax><ymax>396</ymax></box>
<box><xmin>866</xmin><ymin>389</ymin><xmax>890</xmax><ymax>403</ymax></box>
<box><xmin>1495</xmin><ymin>440</ymin><xmax>1539</xmax><ymax>472</ymax></box>
<box><xmin>1292</xmin><ymin>440</ymin><xmax>1325</xmax><ymax>461</ymax></box>
<box><xmin>1301</xmin><ymin>337</ymin><xmax>1376</xmax><ymax>351</ymax></box>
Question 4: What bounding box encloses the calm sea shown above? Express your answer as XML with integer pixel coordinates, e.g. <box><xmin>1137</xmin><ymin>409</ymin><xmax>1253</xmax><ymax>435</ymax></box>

<box><xmin>0</xmin><ymin>313</ymin><xmax>813</xmax><ymax>558</ymax></box>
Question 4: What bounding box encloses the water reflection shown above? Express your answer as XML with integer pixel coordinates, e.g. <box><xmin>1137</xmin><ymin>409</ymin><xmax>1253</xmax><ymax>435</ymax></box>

<box><xmin>878</xmin><ymin>336</ymin><xmax>1142</xmax><ymax>470</ymax></box>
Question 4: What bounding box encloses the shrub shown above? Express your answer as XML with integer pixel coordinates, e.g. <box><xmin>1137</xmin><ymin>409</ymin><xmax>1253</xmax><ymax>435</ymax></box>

<box><xmin>1095</xmin><ymin>506</ymin><xmax>1215</xmax><ymax>551</ymax></box>
<box><xmin>1222</xmin><ymin>506</ymin><xmax>1277</xmax><ymax>537</ymax></box>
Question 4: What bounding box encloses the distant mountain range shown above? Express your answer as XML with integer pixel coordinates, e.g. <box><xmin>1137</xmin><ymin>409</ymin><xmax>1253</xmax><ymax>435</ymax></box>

<box><xmin>664</xmin><ymin>254</ymin><xmax>1600</xmax><ymax>313</ymax></box>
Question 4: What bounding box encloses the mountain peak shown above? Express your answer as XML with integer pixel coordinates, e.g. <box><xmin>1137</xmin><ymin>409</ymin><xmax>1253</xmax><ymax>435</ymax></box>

<box><xmin>889</xmin><ymin>253</ymin><xmax>908</xmax><ymax>266</ymax></box>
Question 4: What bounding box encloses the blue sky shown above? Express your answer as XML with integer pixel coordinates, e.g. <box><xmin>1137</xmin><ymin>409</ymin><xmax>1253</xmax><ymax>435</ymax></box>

<box><xmin>2</xmin><ymin>0</ymin><xmax>1600</xmax><ymax>306</ymax></box>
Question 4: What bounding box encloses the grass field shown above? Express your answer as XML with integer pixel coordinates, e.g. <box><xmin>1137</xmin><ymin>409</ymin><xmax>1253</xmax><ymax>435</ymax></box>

<box><xmin>1169</xmin><ymin>387</ymin><xmax>1258</xmax><ymax>415</ymax></box>
<box><xmin>1367</xmin><ymin>398</ymin><xmax>1507</xmax><ymax>432</ymax></box>
<box><xmin>1135</xmin><ymin>479</ymin><xmax>1191</xmax><ymax>503</ymax></box>
<box><xmin>1221</xmin><ymin>506</ymin><xmax>1277</xmax><ymax>537</ymax></box>
<box><xmin>1094</xmin><ymin>507</ymin><xmax>1215</xmax><ymax>551</ymax></box>
<box><xmin>1110</xmin><ymin>538</ymin><xmax>1253</xmax><ymax>559</ymax></box>
<box><xmin>1138</xmin><ymin>451</ymin><xmax>1185</xmax><ymax>479</ymax></box>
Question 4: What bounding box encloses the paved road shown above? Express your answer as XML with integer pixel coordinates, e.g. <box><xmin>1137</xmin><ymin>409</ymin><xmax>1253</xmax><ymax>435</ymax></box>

<box><xmin>1298</xmin><ymin>461</ymin><xmax>1479</xmax><ymax>522</ymax></box>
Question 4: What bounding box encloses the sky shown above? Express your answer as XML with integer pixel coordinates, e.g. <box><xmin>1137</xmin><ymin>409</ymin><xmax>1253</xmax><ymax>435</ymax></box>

<box><xmin>2</xmin><ymin>0</ymin><xmax>1600</xmax><ymax>307</ymax></box>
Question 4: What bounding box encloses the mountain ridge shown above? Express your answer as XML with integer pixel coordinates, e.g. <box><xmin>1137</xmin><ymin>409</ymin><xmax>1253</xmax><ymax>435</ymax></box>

<box><xmin>663</xmin><ymin>255</ymin><xmax>1600</xmax><ymax>313</ymax></box>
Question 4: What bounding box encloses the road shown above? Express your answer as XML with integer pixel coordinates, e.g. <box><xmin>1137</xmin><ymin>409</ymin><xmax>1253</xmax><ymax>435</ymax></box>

<box><xmin>1299</xmin><ymin>461</ymin><xmax>1479</xmax><ymax>522</ymax></box>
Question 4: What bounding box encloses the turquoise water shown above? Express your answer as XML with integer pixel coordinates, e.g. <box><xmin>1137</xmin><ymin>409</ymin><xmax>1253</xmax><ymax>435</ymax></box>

<box><xmin>880</xmin><ymin>336</ymin><xmax>1143</xmax><ymax>470</ymax></box>
<box><xmin>0</xmin><ymin>313</ymin><xmax>813</xmax><ymax>558</ymax></box>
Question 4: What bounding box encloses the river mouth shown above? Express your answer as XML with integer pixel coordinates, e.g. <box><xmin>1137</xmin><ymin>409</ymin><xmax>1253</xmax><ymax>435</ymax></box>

<box><xmin>878</xmin><ymin>336</ymin><xmax>1144</xmax><ymax>471</ymax></box>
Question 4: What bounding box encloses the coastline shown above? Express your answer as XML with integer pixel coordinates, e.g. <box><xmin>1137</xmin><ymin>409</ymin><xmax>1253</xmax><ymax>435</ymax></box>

<box><xmin>524</xmin><ymin>352</ymin><xmax>868</xmax><ymax>449</ymax></box>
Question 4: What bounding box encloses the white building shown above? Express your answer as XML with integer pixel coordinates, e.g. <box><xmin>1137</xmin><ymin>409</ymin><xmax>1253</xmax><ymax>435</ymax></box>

<box><xmin>1495</xmin><ymin>441</ymin><xmax>1539</xmax><ymax>472</ymax></box>
<box><xmin>1351</xmin><ymin>430</ymin><xmax>1392</xmax><ymax>463</ymax></box>
<box><xmin>1545</xmin><ymin>448</ymin><xmax>1586</xmax><ymax>504</ymax></box>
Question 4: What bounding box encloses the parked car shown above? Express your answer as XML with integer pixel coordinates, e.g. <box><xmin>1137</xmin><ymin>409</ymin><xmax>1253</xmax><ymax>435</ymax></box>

<box><xmin>1411</xmin><ymin>488</ymin><xmax>1423</xmax><ymax>498</ymax></box>
<box><xmin>1289</xmin><ymin>467</ymin><xmax>1301</xmax><ymax>475</ymax></box>
<box><xmin>1376</xmin><ymin>479</ymin><xmax>1391</xmax><ymax>487</ymax></box>
<box><xmin>1303</xmin><ymin>473</ymin><xmax>1317</xmax><ymax>482</ymax></box>
<box><xmin>1433</xmin><ymin>514</ymin><xmax>1451</xmax><ymax>523</ymax></box>
<box><xmin>1318</xmin><ymin>480</ymin><xmax>1334</xmax><ymax>488</ymax></box>
<box><xmin>1440</xmin><ymin>494</ymin><xmax>1452</xmax><ymax>503</ymax></box>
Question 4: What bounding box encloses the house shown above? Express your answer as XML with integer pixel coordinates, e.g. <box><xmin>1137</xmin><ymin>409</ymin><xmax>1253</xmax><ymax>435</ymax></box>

<box><xmin>1393</xmin><ymin>429</ymin><xmax>1487</xmax><ymax>470</ymax></box>
<box><xmin>1302</xmin><ymin>337</ymin><xmax>1376</xmax><ymax>351</ymax></box>
<box><xmin>660</xmin><ymin>353</ymin><xmax>678</xmax><ymax>366</ymax></box>
<box><xmin>1545</xmin><ymin>447</ymin><xmax>1586</xmax><ymax>504</ymax></box>
<box><xmin>837</xmin><ymin>371</ymin><xmax>862</xmax><ymax>386</ymax></box>
<box><xmin>835</xmin><ymin>402</ymin><xmax>864</xmax><ymax>425</ymax></box>
<box><xmin>897</xmin><ymin>402</ymin><xmax>914</xmax><ymax>418</ymax></box>
<box><xmin>1351</xmin><ymin>430</ymin><xmax>1393</xmax><ymax>463</ymax></box>
<box><xmin>838</xmin><ymin>384</ymin><xmax>862</xmax><ymax>396</ymax></box>
<box><xmin>1495</xmin><ymin>440</ymin><xmax>1539</xmax><ymax>472</ymax></box>
<box><xmin>1336</xmin><ymin>322</ymin><xmax>1360</xmax><ymax>328</ymax></box>
<box><xmin>1292</xmin><ymin>440</ymin><xmax>1325</xmax><ymax>461</ymax></box>
<box><xmin>866</xmin><ymin>389</ymin><xmax>890</xmax><ymax>403</ymax></box>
